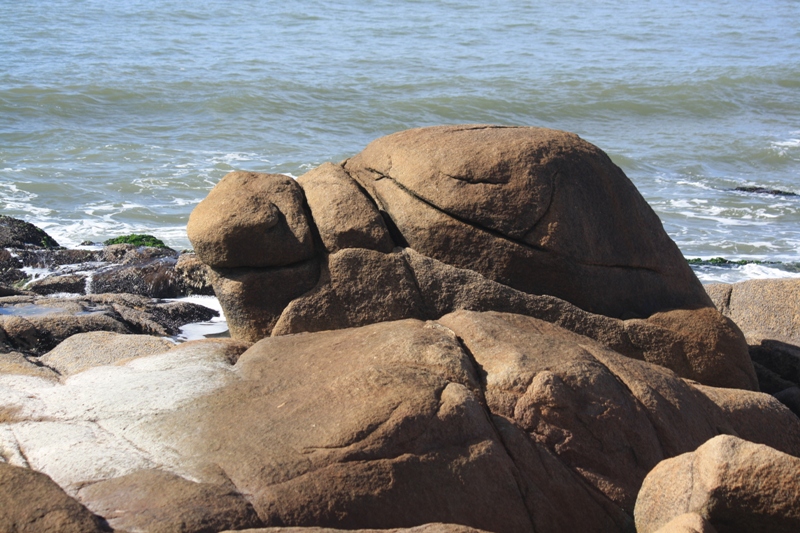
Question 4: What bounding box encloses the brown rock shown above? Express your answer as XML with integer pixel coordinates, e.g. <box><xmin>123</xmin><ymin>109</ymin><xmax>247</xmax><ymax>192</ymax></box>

<box><xmin>630</xmin><ymin>307</ymin><xmax>757</xmax><ymax>390</ymax></box>
<box><xmin>297</xmin><ymin>162</ymin><xmax>394</xmax><ymax>253</ymax></box>
<box><xmin>634</xmin><ymin>435</ymin><xmax>800</xmax><ymax>533</ymax></box>
<box><xmin>212</xmin><ymin>259</ymin><xmax>320</xmax><ymax>342</ymax></box>
<box><xmin>693</xmin><ymin>383</ymin><xmax>800</xmax><ymax>456</ymax></box>
<box><xmin>0</xmin><ymin>350</ymin><xmax>58</xmax><ymax>379</ymax></box>
<box><xmin>187</xmin><ymin>171</ymin><xmax>315</xmax><ymax>268</ymax></box>
<box><xmin>0</xmin><ymin>463</ymin><xmax>110</xmax><ymax>533</ymax></box>
<box><xmin>155</xmin><ymin>319</ymin><xmax>543</xmax><ymax>532</ymax></box>
<box><xmin>78</xmin><ymin>469</ymin><xmax>263</xmax><ymax>533</ymax></box>
<box><xmin>344</xmin><ymin>125</ymin><xmax>711</xmax><ymax>319</ymax></box>
<box><xmin>272</xmin><ymin>248</ymin><xmax>425</xmax><ymax>335</ymax></box>
<box><xmin>653</xmin><ymin>513</ymin><xmax>718</xmax><ymax>533</ymax></box>
<box><xmin>706</xmin><ymin>279</ymin><xmax>800</xmax><ymax>344</ymax></box>
<box><xmin>435</xmin><ymin>311</ymin><xmax>791</xmax><ymax>512</ymax></box>
<box><xmin>40</xmin><ymin>331</ymin><xmax>175</xmax><ymax>377</ymax></box>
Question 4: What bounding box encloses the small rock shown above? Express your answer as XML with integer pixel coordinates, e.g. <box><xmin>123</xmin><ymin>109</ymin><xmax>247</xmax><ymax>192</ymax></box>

<box><xmin>634</xmin><ymin>435</ymin><xmax>800</xmax><ymax>533</ymax></box>
<box><xmin>0</xmin><ymin>215</ymin><xmax>60</xmax><ymax>248</ymax></box>
<box><xmin>0</xmin><ymin>463</ymin><xmax>110</xmax><ymax>533</ymax></box>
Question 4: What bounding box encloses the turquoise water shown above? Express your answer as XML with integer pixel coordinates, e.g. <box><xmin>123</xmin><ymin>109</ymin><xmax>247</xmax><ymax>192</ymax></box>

<box><xmin>2</xmin><ymin>1</ymin><xmax>800</xmax><ymax>281</ymax></box>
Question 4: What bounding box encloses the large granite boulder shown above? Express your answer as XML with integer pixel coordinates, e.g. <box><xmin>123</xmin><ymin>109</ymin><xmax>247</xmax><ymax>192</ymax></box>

<box><xmin>635</xmin><ymin>435</ymin><xmax>800</xmax><ymax>533</ymax></box>
<box><xmin>187</xmin><ymin>171</ymin><xmax>315</xmax><ymax>268</ymax></box>
<box><xmin>187</xmin><ymin>126</ymin><xmax>754</xmax><ymax>391</ymax></box>
<box><xmin>343</xmin><ymin>125</ymin><xmax>711</xmax><ymax>319</ymax></box>
<box><xmin>1</xmin><ymin>311</ymin><xmax>794</xmax><ymax>532</ymax></box>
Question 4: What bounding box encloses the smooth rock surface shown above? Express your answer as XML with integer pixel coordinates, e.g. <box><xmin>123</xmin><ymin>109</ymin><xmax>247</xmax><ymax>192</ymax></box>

<box><xmin>40</xmin><ymin>331</ymin><xmax>175</xmax><ymax>377</ymax></box>
<box><xmin>298</xmin><ymin>162</ymin><xmax>394</xmax><ymax>253</ymax></box>
<box><xmin>78</xmin><ymin>468</ymin><xmax>263</xmax><ymax>532</ymax></box>
<box><xmin>187</xmin><ymin>171</ymin><xmax>315</xmax><ymax>268</ymax></box>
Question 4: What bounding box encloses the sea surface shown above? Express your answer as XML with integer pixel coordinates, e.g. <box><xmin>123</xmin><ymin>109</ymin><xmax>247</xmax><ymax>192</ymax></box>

<box><xmin>2</xmin><ymin>0</ymin><xmax>800</xmax><ymax>283</ymax></box>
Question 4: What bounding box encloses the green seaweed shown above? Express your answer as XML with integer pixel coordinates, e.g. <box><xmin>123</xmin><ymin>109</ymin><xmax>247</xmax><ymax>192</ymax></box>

<box><xmin>686</xmin><ymin>257</ymin><xmax>767</xmax><ymax>266</ymax></box>
<box><xmin>103</xmin><ymin>234</ymin><xmax>167</xmax><ymax>248</ymax></box>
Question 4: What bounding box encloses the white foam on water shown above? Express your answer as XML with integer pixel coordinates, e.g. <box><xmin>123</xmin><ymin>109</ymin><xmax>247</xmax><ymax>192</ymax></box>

<box><xmin>167</xmin><ymin>295</ymin><xmax>228</xmax><ymax>342</ymax></box>
<box><xmin>695</xmin><ymin>263</ymin><xmax>800</xmax><ymax>284</ymax></box>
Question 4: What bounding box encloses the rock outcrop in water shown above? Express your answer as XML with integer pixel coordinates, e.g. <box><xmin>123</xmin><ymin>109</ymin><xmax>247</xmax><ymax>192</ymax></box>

<box><xmin>3</xmin><ymin>125</ymin><xmax>800</xmax><ymax>533</ymax></box>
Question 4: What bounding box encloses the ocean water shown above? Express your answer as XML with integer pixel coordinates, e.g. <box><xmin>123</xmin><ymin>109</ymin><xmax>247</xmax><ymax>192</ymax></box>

<box><xmin>2</xmin><ymin>0</ymin><xmax>800</xmax><ymax>283</ymax></box>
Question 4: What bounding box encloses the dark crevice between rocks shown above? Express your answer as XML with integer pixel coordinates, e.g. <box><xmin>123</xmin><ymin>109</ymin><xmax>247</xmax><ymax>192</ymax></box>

<box><xmin>338</xmin><ymin>163</ymin><xmax>398</xmax><ymax>246</ymax></box>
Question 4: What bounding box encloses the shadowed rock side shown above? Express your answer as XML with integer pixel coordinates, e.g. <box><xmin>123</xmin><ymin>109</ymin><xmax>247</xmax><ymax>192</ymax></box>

<box><xmin>187</xmin><ymin>126</ymin><xmax>755</xmax><ymax>390</ymax></box>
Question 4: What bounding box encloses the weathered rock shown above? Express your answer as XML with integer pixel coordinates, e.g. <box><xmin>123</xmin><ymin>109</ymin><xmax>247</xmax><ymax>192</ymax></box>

<box><xmin>0</xmin><ymin>351</ymin><xmax>58</xmax><ymax>379</ymax></box>
<box><xmin>212</xmin><ymin>259</ymin><xmax>320</xmax><ymax>342</ymax></box>
<box><xmin>628</xmin><ymin>307</ymin><xmax>757</xmax><ymax>390</ymax></box>
<box><xmin>272</xmin><ymin>248</ymin><xmax>425</xmax><ymax>335</ymax></box>
<box><xmin>297</xmin><ymin>162</ymin><xmax>394</xmax><ymax>253</ymax></box>
<box><xmin>653</xmin><ymin>513</ymin><xmax>718</xmax><ymax>533</ymax></box>
<box><xmin>0</xmin><ymin>313</ymin><xmax>130</xmax><ymax>355</ymax></box>
<box><xmin>270</xmin><ymin>247</ymin><xmax>755</xmax><ymax>390</ymax></box>
<box><xmin>0</xmin><ymin>215</ymin><xmax>60</xmax><ymax>248</ymax></box>
<box><xmin>91</xmin><ymin>260</ymin><xmax>179</xmax><ymax>298</ymax></box>
<box><xmin>40</xmin><ymin>331</ymin><xmax>175</xmax><ymax>377</ymax></box>
<box><xmin>26</xmin><ymin>274</ymin><xmax>87</xmax><ymax>295</ymax></box>
<box><xmin>436</xmin><ymin>311</ymin><xmax>798</xmax><ymax>512</ymax></box>
<box><xmin>0</xmin><ymin>462</ymin><xmax>110</xmax><ymax>533</ymax></box>
<box><xmin>3</xmin><ymin>309</ymin><xmax>797</xmax><ymax>532</ymax></box>
<box><xmin>706</xmin><ymin>279</ymin><xmax>800</xmax><ymax>345</ymax></box>
<box><xmin>78</xmin><ymin>469</ymin><xmax>263</xmax><ymax>532</ymax></box>
<box><xmin>187</xmin><ymin>171</ymin><xmax>315</xmax><ymax>268</ymax></box>
<box><xmin>344</xmin><ymin>125</ymin><xmax>711</xmax><ymax>319</ymax></box>
<box><xmin>691</xmin><ymin>384</ymin><xmax>800</xmax><ymax>455</ymax></box>
<box><xmin>174</xmin><ymin>252</ymin><xmax>215</xmax><ymax>295</ymax></box>
<box><xmin>634</xmin><ymin>435</ymin><xmax>800</xmax><ymax>533</ymax></box>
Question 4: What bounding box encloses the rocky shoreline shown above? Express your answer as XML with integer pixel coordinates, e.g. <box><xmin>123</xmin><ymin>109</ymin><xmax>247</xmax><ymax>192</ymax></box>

<box><xmin>2</xmin><ymin>125</ymin><xmax>800</xmax><ymax>532</ymax></box>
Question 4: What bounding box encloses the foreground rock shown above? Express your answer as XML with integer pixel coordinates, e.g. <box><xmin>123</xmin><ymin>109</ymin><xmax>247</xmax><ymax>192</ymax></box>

<box><xmin>2</xmin><ymin>312</ymin><xmax>797</xmax><ymax>532</ymax></box>
<box><xmin>188</xmin><ymin>125</ymin><xmax>755</xmax><ymax>390</ymax></box>
<box><xmin>635</xmin><ymin>435</ymin><xmax>800</xmax><ymax>533</ymax></box>
<box><xmin>0</xmin><ymin>462</ymin><xmax>110</xmax><ymax>533</ymax></box>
